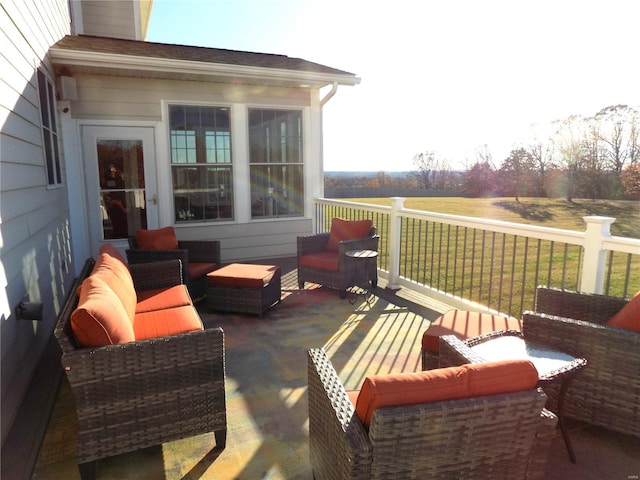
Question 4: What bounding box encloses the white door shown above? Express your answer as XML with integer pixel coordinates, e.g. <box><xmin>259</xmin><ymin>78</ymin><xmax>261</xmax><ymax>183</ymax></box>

<box><xmin>82</xmin><ymin>126</ymin><xmax>159</xmax><ymax>254</ymax></box>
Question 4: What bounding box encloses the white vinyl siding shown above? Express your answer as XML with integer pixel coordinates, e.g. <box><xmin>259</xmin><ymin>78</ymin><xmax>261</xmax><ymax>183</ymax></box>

<box><xmin>1</xmin><ymin>0</ymin><xmax>73</xmax><ymax>446</ymax></box>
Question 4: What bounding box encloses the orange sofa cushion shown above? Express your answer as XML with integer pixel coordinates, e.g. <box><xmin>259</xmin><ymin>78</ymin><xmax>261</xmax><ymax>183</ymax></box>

<box><xmin>71</xmin><ymin>276</ymin><xmax>135</xmax><ymax>347</ymax></box>
<box><xmin>206</xmin><ymin>263</ymin><xmax>280</xmax><ymax>289</ymax></box>
<box><xmin>421</xmin><ymin>310</ymin><xmax>522</xmax><ymax>354</ymax></box>
<box><xmin>298</xmin><ymin>251</ymin><xmax>339</xmax><ymax>272</ymax></box>
<box><xmin>607</xmin><ymin>291</ymin><xmax>640</xmax><ymax>331</ymax></box>
<box><xmin>326</xmin><ymin>218</ymin><xmax>373</xmax><ymax>252</ymax></box>
<box><xmin>133</xmin><ymin>305</ymin><xmax>203</xmax><ymax>341</ymax></box>
<box><xmin>90</xmin><ymin>251</ymin><xmax>137</xmax><ymax>321</ymax></box>
<box><xmin>135</xmin><ymin>226</ymin><xmax>179</xmax><ymax>250</ymax></box>
<box><xmin>135</xmin><ymin>285</ymin><xmax>193</xmax><ymax>314</ymax></box>
<box><xmin>354</xmin><ymin>359</ymin><xmax>538</xmax><ymax>427</ymax></box>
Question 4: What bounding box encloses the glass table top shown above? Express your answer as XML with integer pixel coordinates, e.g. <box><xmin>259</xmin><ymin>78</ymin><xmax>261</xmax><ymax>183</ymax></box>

<box><xmin>470</xmin><ymin>335</ymin><xmax>583</xmax><ymax>381</ymax></box>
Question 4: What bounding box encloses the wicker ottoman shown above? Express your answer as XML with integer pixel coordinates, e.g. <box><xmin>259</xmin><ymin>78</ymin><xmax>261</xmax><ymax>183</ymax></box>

<box><xmin>206</xmin><ymin>263</ymin><xmax>281</xmax><ymax>317</ymax></box>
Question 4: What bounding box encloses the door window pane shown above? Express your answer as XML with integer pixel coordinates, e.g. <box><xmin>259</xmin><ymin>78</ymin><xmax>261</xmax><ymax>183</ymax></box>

<box><xmin>97</xmin><ymin>140</ymin><xmax>147</xmax><ymax>239</ymax></box>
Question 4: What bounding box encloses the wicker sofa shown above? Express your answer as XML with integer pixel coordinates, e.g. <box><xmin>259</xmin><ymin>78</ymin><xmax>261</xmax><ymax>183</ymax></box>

<box><xmin>297</xmin><ymin>218</ymin><xmax>379</xmax><ymax>298</ymax></box>
<box><xmin>54</xmin><ymin>244</ymin><xmax>227</xmax><ymax>480</ymax></box>
<box><xmin>522</xmin><ymin>287</ymin><xmax>640</xmax><ymax>438</ymax></box>
<box><xmin>307</xmin><ymin>348</ymin><xmax>557</xmax><ymax>480</ymax></box>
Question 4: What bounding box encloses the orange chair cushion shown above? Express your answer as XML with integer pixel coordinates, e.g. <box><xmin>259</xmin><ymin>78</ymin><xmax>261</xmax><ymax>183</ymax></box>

<box><xmin>206</xmin><ymin>263</ymin><xmax>280</xmax><ymax>288</ymax></box>
<box><xmin>354</xmin><ymin>359</ymin><xmax>538</xmax><ymax>427</ymax></box>
<box><xmin>326</xmin><ymin>218</ymin><xmax>373</xmax><ymax>252</ymax></box>
<box><xmin>71</xmin><ymin>276</ymin><xmax>135</xmax><ymax>347</ymax></box>
<box><xmin>298</xmin><ymin>251</ymin><xmax>339</xmax><ymax>272</ymax></box>
<box><xmin>421</xmin><ymin>310</ymin><xmax>522</xmax><ymax>353</ymax></box>
<box><xmin>135</xmin><ymin>226</ymin><xmax>179</xmax><ymax>250</ymax></box>
<box><xmin>188</xmin><ymin>262</ymin><xmax>218</xmax><ymax>281</ymax></box>
<box><xmin>135</xmin><ymin>285</ymin><xmax>193</xmax><ymax>314</ymax></box>
<box><xmin>133</xmin><ymin>305</ymin><xmax>203</xmax><ymax>341</ymax></box>
<box><xmin>90</xmin><ymin>251</ymin><xmax>137</xmax><ymax>321</ymax></box>
<box><xmin>607</xmin><ymin>291</ymin><xmax>640</xmax><ymax>331</ymax></box>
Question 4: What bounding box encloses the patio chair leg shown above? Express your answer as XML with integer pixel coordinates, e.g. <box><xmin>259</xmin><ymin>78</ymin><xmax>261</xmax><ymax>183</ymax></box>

<box><xmin>298</xmin><ymin>279</ymin><xmax>305</xmax><ymax>289</ymax></box>
<box><xmin>215</xmin><ymin>428</ymin><xmax>227</xmax><ymax>449</ymax></box>
<box><xmin>78</xmin><ymin>460</ymin><xmax>96</xmax><ymax>480</ymax></box>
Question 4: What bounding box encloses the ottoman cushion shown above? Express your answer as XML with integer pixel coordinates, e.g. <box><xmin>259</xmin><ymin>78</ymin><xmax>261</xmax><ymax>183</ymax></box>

<box><xmin>422</xmin><ymin>310</ymin><xmax>522</xmax><ymax>354</ymax></box>
<box><xmin>207</xmin><ymin>263</ymin><xmax>280</xmax><ymax>289</ymax></box>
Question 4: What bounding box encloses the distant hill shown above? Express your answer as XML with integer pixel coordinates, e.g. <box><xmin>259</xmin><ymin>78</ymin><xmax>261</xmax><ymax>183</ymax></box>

<box><xmin>325</xmin><ymin>171</ymin><xmax>412</xmax><ymax>178</ymax></box>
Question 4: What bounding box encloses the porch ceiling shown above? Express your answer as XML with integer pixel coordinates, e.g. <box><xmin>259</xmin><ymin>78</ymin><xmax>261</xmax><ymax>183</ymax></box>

<box><xmin>49</xmin><ymin>35</ymin><xmax>361</xmax><ymax>89</ymax></box>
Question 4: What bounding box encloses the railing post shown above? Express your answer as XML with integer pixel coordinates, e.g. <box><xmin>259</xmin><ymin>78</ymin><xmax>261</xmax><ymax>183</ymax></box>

<box><xmin>387</xmin><ymin>197</ymin><xmax>405</xmax><ymax>290</ymax></box>
<box><xmin>580</xmin><ymin>216</ymin><xmax>615</xmax><ymax>294</ymax></box>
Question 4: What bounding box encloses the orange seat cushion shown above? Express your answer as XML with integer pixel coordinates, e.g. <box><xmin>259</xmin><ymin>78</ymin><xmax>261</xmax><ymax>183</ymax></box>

<box><xmin>135</xmin><ymin>285</ymin><xmax>193</xmax><ymax>314</ymax></box>
<box><xmin>71</xmin><ymin>276</ymin><xmax>135</xmax><ymax>347</ymax></box>
<box><xmin>188</xmin><ymin>262</ymin><xmax>218</xmax><ymax>281</ymax></box>
<box><xmin>133</xmin><ymin>305</ymin><xmax>203</xmax><ymax>341</ymax></box>
<box><xmin>607</xmin><ymin>291</ymin><xmax>640</xmax><ymax>331</ymax></box>
<box><xmin>298</xmin><ymin>251</ymin><xmax>339</xmax><ymax>272</ymax></box>
<box><xmin>422</xmin><ymin>310</ymin><xmax>522</xmax><ymax>353</ymax></box>
<box><xmin>354</xmin><ymin>360</ymin><xmax>538</xmax><ymax>427</ymax></box>
<box><xmin>326</xmin><ymin>218</ymin><xmax>373</xmax><ymax>252</ymax></box>
<box><xmin>135</xmin><ymin>226</ymin><xmax>179</xmax><ymax>250</ymax></box>
<box><xmin>206</xmin><ymin>263</ymin><xmax>280</xmax><ymax>289</ymax></box>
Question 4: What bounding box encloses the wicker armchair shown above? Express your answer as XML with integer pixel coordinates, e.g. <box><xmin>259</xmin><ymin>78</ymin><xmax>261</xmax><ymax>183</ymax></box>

<box><xmin>307</xmin><ymin>348</ymin><xmax>557</xmax><ymax>480</ymax></box>
<box><xmin>297</xmin><ymin>224</ymin><xmax>379</xmax><ymax>298</ymax></box>
<box><xmin>54</xmin><ymin>259</ymin><xmax>227</xmax><ymax>480</ymax></box>
<box><xmin>127</xmin><ymin>233</ymin><xmax>220</xmax><ymax>299</ymax></box>
<box><xmin>522</xmin><ymin>286</ymin><xmax>640</xmax><ymax>438</ymax></box>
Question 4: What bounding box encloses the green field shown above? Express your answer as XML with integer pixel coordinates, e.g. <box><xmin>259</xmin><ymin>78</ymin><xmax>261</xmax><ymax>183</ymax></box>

<box><xmin>337</xmin><ymin>197</ymin><xmax>640</xmax><ymax>316</ymax></box>
<box><xmin>348</xmin><ymin>197</ymin><xmax>640</xmax><ymax>239</ymax></box>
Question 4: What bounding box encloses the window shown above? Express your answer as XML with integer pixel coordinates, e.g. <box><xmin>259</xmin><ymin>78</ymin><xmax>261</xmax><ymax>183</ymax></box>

<box><xmin>37</xmin><ymin>69</ymin><xmax>62</xmax><ymax>185</ymax></box>
<box><xmin>169</xmin><ymin>105</ymin><xmax>233</xmax><ymax>222</ymax></box>
<box><xmin>249</xmin><ymin>109</ymin><xmax>303</xmax><ymax>218</ymax></box>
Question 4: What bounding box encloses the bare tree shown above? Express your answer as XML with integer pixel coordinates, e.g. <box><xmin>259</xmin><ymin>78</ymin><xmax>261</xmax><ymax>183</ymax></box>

<box><xmin>412</xmin><ymin>151</ymin><xmax>437</xmax><ymax>189</ymax></box>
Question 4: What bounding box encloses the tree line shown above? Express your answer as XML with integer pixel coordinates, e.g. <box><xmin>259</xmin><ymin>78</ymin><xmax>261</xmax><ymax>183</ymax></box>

<box><xmin>325</xmin><ymin>105</ymin><xmax>640</xmax><ymax>200</ymax></box>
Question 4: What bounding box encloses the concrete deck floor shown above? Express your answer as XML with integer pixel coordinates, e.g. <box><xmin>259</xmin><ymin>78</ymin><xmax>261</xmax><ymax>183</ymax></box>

<box><xmin>3</xmin><ymin>259</ymin><xmax>640</xmax><ymax>480</ymax></box>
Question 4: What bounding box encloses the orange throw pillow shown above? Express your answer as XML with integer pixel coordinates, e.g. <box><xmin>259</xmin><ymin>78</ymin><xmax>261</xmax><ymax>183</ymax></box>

<box><xmin>607</xmin><ymin>291</ymin><xmax>640</xmax><ymax>332</ymax></box>
<box><xmin>354</xmin><ymin>359</ymin><xmax>538</xmax><ymax>427</ymax></box>
<box><xmin>135</xmin><ymin>227</ymin><xmax>179</xmax><ymax>250</ymax></box>
<box><xmin>71</xmin><ymin>276</ymin><xmax>135</xmax><ymax>347</ymax></box>
<box><xmin>326</xmin><ymin>218</ymin><xmax>373</xmax><ymax>252</ymax></box>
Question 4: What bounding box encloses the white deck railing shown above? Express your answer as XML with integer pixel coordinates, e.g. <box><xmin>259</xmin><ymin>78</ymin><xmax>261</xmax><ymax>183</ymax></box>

<box><xmin>313</xmin><ymin>197</ymin><xmax>640</xmax><ymax>318</ymax></box>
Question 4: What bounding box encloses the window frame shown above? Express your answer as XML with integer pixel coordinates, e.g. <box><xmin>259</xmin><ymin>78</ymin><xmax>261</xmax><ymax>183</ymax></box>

<box><xmin>37</xmin><ymin>68</ymin><xmax>62</xmax><ymax>186</ymax></box>
<box><xmin>248</xmin><ymin>108</ymin><xmax>304</xmax><ymax>219</ymax></box>
<box><xmin>168</xmin><ymin>104</ymin><xmax>234</xmax><ymax>223</ymax></box>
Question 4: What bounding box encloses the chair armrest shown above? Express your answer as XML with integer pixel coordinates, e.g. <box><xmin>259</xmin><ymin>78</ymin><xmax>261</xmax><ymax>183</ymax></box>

<box><xmin>179</xmin><ymin>240</ymin><xmax>221</xmax><ymax>264</ymax></box>
<box><xmin>128</xmin><ymin>259</ymin><xmax>184</xmax><ymax>291</ymax></box>
<box><xmin>297</xmin><ymin>233</ymin><xmax>331</xmax><ymax>257</ymax></box>
<box><xmin>126</xmin><ymin>247</ymin><xmax>189</xmax><ymax>266</ymax></box>
<box><xmin>307</xmin><ymin>348</ymin><xmax>372</xmax><ymax>479</ymax></box>
<box><xmin>337</xmin><ymin>235</ymin><xmax>380</xmax><ymax>255</ymax></box>
<box><xmin>534</xmin><ymin>287</ymin><xmax>628</xmax><ymax>324</ymax></box>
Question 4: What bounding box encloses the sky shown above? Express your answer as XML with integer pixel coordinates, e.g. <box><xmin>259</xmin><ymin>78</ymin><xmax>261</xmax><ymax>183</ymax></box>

<box><xmin>146</xmin><ymin>0</ymin><xmax>640</xmax><ymax>172</ymax></box>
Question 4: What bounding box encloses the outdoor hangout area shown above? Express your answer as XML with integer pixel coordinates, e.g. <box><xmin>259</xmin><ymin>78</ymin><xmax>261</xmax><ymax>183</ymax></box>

<box><xmin>17</xmin><ymin>218</ymin><xmax>639</xmax><ymax>479</ymax></box>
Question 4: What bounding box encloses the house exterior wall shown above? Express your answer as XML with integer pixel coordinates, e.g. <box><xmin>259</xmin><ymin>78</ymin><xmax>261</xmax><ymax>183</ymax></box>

<box><xmin>78</xmin><ymin>0</ymin><xmax>141</xmax><ymax>40</ymax></box>
<box><xmin>0</xmin><ymin>0</ymin><xmax>73</xmax><ymax>446</ymax></box>
<box><xmin>64</xmin><ymin>74</ymin><xmax>320</xmax><ymax>262</ymax></box>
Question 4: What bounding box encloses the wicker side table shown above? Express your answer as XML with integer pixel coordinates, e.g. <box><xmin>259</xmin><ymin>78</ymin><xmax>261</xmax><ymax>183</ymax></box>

<box><xmin>439</xmin><ymin>330</ymin><xmax>587</xmax><ymax>464</ymax></box>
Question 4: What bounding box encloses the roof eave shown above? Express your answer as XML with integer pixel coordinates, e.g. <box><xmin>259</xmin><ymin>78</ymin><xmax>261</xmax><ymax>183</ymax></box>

<box><xmin>49</xmin><ymin>48</ymin><xmax>361</xmax><ymax>88</ymax></box>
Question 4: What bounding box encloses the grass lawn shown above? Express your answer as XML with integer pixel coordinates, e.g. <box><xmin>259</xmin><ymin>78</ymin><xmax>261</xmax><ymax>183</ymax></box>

<box><xmin>347</xmin><ymin>197</ymin><xmax>640</xmax><ymax>239</ymax></box>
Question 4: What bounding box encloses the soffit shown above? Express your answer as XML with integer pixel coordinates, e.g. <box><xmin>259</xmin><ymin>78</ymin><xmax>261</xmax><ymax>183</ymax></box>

<box><xmin>49</xmin><ymin>35</ymin><xmax>361</xmax><ymax>89</ymax></box>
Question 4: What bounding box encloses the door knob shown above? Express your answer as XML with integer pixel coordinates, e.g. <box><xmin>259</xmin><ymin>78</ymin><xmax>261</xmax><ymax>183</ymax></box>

<box><xmin>148</xmin><ymin>194</ymin><xmax>157</xmax><ymax>205</ymax></box>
